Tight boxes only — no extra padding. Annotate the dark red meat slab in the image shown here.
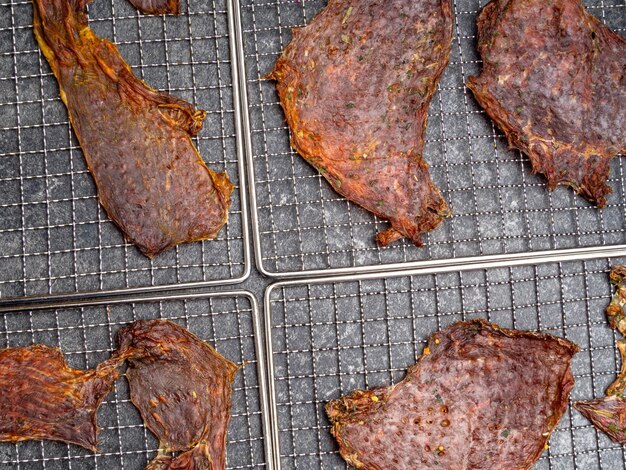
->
[326,319,579,469]
[269,0,452,246]
[115,320,239,470]
[33,0,233,258]
[0,345,122,451]
[467,0,626,206]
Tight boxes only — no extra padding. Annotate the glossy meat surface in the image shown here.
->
[269,0,452,246]
[115,320,239,469]
[0,345,122,451]
[127,0,179,15]
[467,0,626,206]
[33,0,233,258]
[326,320,579,469]
[575,396,626,444]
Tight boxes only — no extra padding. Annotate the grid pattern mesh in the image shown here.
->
[242,0,626,275]
[0,0,245,300]
[0,294,266,469]
[268,257,626,469]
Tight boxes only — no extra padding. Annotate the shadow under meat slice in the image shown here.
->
[326,319,579,469]
[114,320,239,470]
[0,345,123,451]
[575,396,626,445]
[268,0,452,246]
[127,0,179,15]
[467,0,626,206]
[32,0,233,258]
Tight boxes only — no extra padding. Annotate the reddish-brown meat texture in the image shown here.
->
[575,396,626,444]
[607,265,626,335]
[32,0,233,258]
[115,320,239,470]
[467,0,626,206]
[326,319,579,469]
[268,0,452,246]
[0,345,122,451]
[127,0,179,15]
[607,340,626,397]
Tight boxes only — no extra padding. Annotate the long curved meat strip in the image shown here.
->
[467,0,626,206]
[0,345,122,451]
[32,0,233,258]
[269,0,452,246]
[575,396,626,444]
[127,0,179,15]
[114,320,239,470]
[326,319,579,469]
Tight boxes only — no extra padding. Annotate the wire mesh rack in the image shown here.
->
[264,255,626,469]
[237,0,626,277]
[0,0,250,303]
[0,291,271,469]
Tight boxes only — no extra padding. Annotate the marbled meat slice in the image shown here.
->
[326,319,579,469]
[33,0,233,258]
[575,396,626,444]
[127,0,179,15]
[115,320,239,469]
[467,0,626,206]
[269,0,452,246]
[0,345,122,451]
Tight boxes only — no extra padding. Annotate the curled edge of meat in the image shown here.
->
[326,319,579,469]
[574,396,626,444]
[127,0,179,15]
[0,345,124,452]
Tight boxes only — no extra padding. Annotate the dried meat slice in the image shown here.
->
[269,0,452,246]
[0,345,122,451]
[127,0,179,15]
[467,0,626,206]
[606,265,626,335]
[606,340,626,397]
[326,320,579,469]
[574,396,626,444]
[114,320,239,470]
[32,0,233,258]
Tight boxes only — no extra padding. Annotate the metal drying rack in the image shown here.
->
[0,0,625,468]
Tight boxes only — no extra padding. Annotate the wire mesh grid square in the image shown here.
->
[266,257,626,469]
[0,293,266,469]
[0,0,246,300]
[241,0,626,275]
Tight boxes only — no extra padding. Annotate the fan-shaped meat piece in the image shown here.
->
[33,0,233,258]
[269,0,452,246]
[575,396,626,444]
[467,0,626,206]
[115,320,239,470]
[326,319,579,469]
[0,345,122,451]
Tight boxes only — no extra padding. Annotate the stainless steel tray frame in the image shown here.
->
[0,0,251,305]
[264,248,626,469]
[0,290,274,469]
[234,0,626,279]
